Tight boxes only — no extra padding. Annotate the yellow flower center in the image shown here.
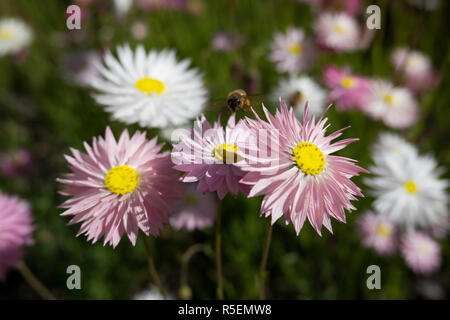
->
[377,224,391,237]
[0,28,12,40]
[340,76,355,88]
[135,78,165,95]
[404,180,418,194]
[213,143,241,164]
[334,25,346,34]
[293,142,326,175]
[184,194,198,204]
[418,244,430,255]
[104,165,139,195]
[383,93,394,105]
[288,43,302,55]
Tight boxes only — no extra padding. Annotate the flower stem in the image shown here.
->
[141,235,167,299]
[258,220,273,300]
[215,198,224,300]
[16,261,56,300]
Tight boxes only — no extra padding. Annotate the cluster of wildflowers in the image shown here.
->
[358,133,448,275]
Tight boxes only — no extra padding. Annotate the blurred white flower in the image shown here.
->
[0,17,32,57]
[365,147,448,230]
[269,27,315,74]
[271,76,326,117]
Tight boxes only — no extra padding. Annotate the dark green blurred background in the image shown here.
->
[0,0,449,299]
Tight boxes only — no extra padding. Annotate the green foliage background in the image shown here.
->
[0,0,449,299]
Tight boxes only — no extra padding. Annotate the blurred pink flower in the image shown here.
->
[172,114,252,199]
[0,148,32,176]
[0,193,34,280]
[356,211,397,256]
[391,47,438,93]
[57,127,182,248]
[211,31,244,52]
[299,0,361,16]
[401,232,441,275]
[323,65,371,110]
[269,27,316,74]
[63,50,101,87]
[241,100,368,235]
[170,184,217,231]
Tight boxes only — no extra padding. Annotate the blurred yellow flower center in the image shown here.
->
[404,180,417,194]
[340,76,355,88]
[214,143,241,163]
[334,25,346,34]
[383,93,394,105]
[184,194,198,204]
[104,165,139,195]
[377,224,391,237]
[135,78,165,95]
[293,142,326,175]
[418,244,430,255]
[289,43,302,55]
[0,28,12,40]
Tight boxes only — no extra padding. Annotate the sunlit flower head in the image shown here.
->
[365,149,448,230]
[57,127,182,248]
[0,193,34,280]
[391,47,437,93]
[0,17,32,57]
[272,76,326,117]
[356,211,397,256]
[269,27,315,74]
[170,183,217,231]
[314,12,360,52]
[363,80,418,129]
[172,114,252,199]
[90,44,207,128]
[323,65,371,110]
[401,232,441,275]
[241,100,369,235]
[113,0,134,16]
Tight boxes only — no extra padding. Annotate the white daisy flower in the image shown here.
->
[0,17,32,57]
[271,76,326,117]
[363,80,418,129]
[90,44,208,128]
[314,12,360,52]
[113,0,134,16]
[269,27,315,74]
[365,150,448,230]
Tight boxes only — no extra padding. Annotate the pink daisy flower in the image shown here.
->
[241,100,369,235]
[401,232,441,275]
[172,114,252,199]
[356,211,397,256]
[363,80,418,129]
[169,183,217,231]
[57,127,182,248]
[323,65,371,110]
[391,47,438,93]
[269,27,316,74]
[0,193,34,280]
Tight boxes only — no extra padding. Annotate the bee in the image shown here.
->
[288,90,303,108]
[226,89,252,112]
